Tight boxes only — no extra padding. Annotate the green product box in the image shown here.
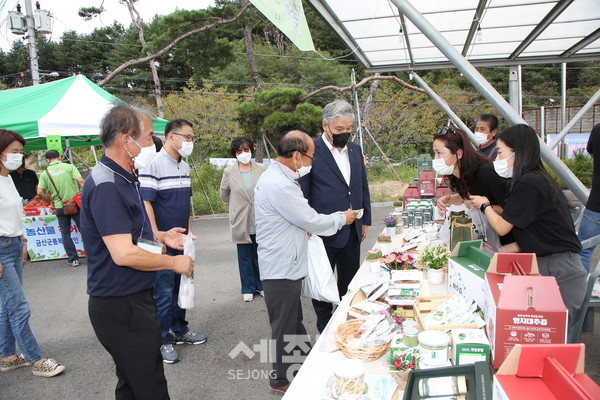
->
[402,361,492,400]
[451,329,491,365]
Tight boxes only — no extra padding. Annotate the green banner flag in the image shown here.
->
[46,135,63,155]
[249,0,315,51]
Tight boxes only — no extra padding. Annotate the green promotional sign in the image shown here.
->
[250,0,315,51]
[46,135,63,155]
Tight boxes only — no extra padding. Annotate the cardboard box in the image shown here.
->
[448,240,491,308]
[402,361,493,400]
[494,344,600,400]
[451,329,490,365]
[484,253,568,369]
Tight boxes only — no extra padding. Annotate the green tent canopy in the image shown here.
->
[0,75,168,151]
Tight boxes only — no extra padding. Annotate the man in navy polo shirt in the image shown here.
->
[140,118,207,364]
[81,105,193,400]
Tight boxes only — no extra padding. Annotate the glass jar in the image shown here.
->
[334,359,365,395]
[403,327,419,347]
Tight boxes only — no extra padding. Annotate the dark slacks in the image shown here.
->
[89,289,169,400]
[312,224,361,332]
[56,208,81,262]
[262,278,311,388]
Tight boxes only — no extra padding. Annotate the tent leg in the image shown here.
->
[411,72,476,144]
[392,0,589,204]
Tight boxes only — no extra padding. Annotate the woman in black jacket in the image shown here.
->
[471,124,587,328]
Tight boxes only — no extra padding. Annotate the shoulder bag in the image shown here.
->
[45,169,80,215]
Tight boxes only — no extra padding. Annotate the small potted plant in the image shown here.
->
[390,347,421,386]
[380,252,417,271]
[393,201,403,212]
[418,245,450,285]
[366,248,382,273]
[377,232,391,253]
[384,215,398,237]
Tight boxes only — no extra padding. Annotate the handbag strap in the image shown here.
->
[45,168,63,200]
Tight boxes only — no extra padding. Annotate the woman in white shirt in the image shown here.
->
[0,129,64,377]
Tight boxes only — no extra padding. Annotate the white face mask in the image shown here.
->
[173,136,194,157]
[493,153,515,178]
[1,153,23,171]
[297,164,312,178]
[236,151,252,165]
[474,132,489,146]
[432,155,455,176]
[295,154,312,178]
[131,138,158,170]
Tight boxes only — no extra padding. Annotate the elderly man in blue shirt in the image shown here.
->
[254,130,357,395]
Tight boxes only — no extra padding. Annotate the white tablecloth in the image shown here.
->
[283,231,447,399]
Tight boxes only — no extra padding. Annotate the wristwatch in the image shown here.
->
[480,202,491,213]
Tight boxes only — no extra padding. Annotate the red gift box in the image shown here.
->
[494,344,600,399]
[483,253,567,369]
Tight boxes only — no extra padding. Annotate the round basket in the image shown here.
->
[334,319,391,362]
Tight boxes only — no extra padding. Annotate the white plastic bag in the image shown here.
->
[301,235,340,304]
[178,234,195,309]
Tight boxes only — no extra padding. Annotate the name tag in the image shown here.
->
[137,238,163,255]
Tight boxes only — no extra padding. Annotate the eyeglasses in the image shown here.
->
[172,132,194,142]
[235,147,251,155]
[299,152,314,160]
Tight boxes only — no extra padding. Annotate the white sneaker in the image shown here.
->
[243,294,254,302]
[257,291,265,297]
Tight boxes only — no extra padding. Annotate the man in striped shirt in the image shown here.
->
[139,119,207,364]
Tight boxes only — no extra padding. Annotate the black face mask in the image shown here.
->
[332,132,350,148]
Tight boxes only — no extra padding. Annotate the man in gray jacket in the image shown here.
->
[254,130,356,394]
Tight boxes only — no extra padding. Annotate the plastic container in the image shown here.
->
[402,320,418,331]
[334,359,365,395]
[403,327,419,347]
[418,330,450,366]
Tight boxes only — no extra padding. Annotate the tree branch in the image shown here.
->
[98,2,252,87]
[299,75,425,102]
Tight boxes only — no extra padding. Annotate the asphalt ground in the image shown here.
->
[1,203,599,399]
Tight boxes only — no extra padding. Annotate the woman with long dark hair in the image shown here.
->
[471,124,587,327]
[433,125,509,248]
[0,129,65,377]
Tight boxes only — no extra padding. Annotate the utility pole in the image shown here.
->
[24,0,40,85]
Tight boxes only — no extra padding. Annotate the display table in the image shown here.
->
[23,215,86,261]
[283,232,446,399]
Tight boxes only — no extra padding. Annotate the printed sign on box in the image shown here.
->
[23,216,85,261]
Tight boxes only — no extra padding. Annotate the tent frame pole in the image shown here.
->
[392,0,589,204]
[410,72,476,144]
[549,87,600,149]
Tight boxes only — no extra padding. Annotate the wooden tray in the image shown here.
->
[414,294,479,331]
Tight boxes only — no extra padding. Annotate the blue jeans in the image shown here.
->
[0,236,43,363]
[578,208,600,272]
[56,208,81,263]
[236,235,263,294]
[153,249,188,345]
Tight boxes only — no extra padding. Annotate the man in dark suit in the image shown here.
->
[300,99,372,332]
